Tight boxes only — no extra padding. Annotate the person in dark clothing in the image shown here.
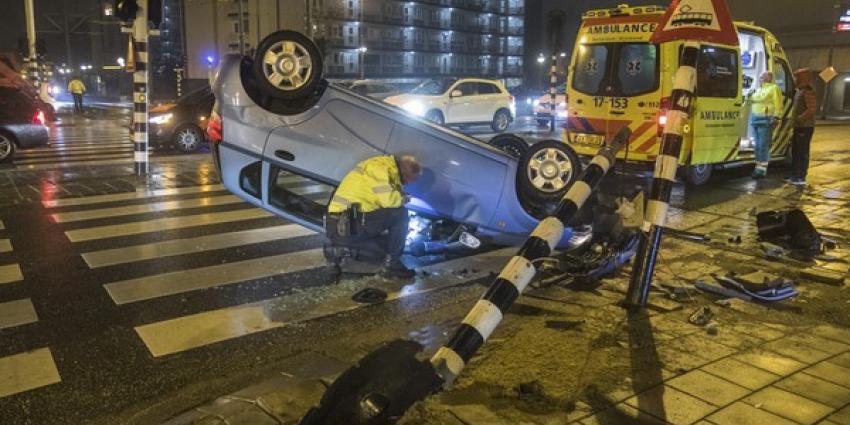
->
[789,68,818,186]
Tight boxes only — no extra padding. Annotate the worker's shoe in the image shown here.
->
[379,258,416,279]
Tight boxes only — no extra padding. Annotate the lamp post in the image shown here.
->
[359,46,368,80]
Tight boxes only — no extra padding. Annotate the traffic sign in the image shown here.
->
[820,66,838,83]
[651,0,739,46]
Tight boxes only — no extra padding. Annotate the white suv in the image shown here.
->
[384,78,516,133]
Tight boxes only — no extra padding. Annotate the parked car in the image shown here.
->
[384,77,516,133]
[347,80,400,101]
[148,86,215,152]
[532,83,568,126]
[0,86,49,163]
[208,30,584,248]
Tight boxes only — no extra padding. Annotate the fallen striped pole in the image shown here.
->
[430,126,630,387]
[624,42,700,308]
[132,0,150,175]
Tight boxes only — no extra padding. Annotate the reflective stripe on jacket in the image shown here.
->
[68,80,86,94]
[749,82,783,118]
[328,155,403,213]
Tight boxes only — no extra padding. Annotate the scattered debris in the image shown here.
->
[712,273,798,302]
[705,321,719,335]
[516,380,546,401]
[665,228,711,242]
[756,209,822,259]
[351,288,388,304]
[688,306,714,326]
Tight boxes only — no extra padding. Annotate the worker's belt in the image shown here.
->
[325,203,364,237]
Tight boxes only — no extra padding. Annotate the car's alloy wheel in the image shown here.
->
[425,110,444,125]
[252,30,323,100]
[516,140,582,218]
[492,110,510,133]
[527,147,575,192]
[175,126,202,152]
[0,133,14,163]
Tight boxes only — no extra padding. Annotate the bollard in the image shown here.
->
[549,53,558,132]
[624,42,700,308]
[132,0,150,175]
[430,126,630,387]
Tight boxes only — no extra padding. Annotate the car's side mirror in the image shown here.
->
[450,90,463,98]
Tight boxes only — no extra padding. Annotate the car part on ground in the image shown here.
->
[756,209,822,258]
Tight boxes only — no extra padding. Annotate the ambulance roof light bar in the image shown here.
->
[582,4,666,18]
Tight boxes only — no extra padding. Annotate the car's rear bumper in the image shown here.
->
[2,124,48,148]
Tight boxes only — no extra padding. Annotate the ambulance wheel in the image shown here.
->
[517,140,582,218]
[253,31,323,100]
[489,133,528,159]
[685,164,713,186]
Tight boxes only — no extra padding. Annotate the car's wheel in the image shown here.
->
[489,133,528,159]
[0,132,16,163]
[685,163,713,186]
[491,109,511,133]
[517,140,582,218]
[536,119,550,127]
[252,30,323,100]
[174,124,204,153]
[425,110,444,125]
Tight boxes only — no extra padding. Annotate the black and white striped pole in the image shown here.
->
[624,42,700,308]
[549,53,558,132]
[132,0,150,175]
[431,127,630,387]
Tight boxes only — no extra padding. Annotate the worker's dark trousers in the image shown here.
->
[329,207,409,261]
[790,127,814,181]
[72,93,84,113]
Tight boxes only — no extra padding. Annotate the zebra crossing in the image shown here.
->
[0,219,62,399]
[38,178,512,362]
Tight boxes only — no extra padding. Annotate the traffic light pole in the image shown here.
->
[132,0,149,175]
[24,0,39,87]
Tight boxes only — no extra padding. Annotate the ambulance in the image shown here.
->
[564,4,796,185]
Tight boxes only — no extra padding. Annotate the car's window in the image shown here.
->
[410,78,456,95]
[268,167,336,226]
[694,46,739,98]
[573,44,609,95]
[617,44,658,96]
[352,85,368,95]
[454,82,478,96]
[477,83,500,94]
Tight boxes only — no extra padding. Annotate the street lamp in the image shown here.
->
[359,46,368,80]
[537,55,545,64]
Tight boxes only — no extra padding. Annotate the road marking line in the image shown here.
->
[134,248,514,357]
[50,194,242,223]
[19,155,205,170]
[43,185,224,208]
[0,348,61,398]
[15,154,133,165]
[15,149,134,159]
[65,208,272,242]
[21,144,132,153]
[0,264,23,285]
[105,248,325,305]
[0,239,10,253]
[0,299,38,330]
[83,224,315,268]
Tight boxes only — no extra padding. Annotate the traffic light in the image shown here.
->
[114,0,139,22]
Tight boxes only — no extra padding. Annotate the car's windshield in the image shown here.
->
[410,78,457,95]
[572,43,659,97]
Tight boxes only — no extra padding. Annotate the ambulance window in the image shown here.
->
[774,60,794,98]
[617,44,658,96]
[695,47,738,98]
[573,44,608,95]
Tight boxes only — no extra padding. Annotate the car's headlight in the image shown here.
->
[533,99,540,107]
[525,97,532,105]
[402,101,426,116]
[150,113,173,125]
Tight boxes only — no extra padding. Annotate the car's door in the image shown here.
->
[475,82,503,122]
[445,82,478,123]
[690,45,743,165]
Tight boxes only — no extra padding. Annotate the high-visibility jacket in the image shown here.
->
[68,79,86,94]
[328,155,404,213]
[749,82,783,118]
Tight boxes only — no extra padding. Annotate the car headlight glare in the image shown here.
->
[150,113,173,125]
[402,101,426,117]
[533,99,540,106]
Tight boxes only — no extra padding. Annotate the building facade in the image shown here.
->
[183,0,525,87]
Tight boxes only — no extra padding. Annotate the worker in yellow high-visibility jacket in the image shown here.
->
[327,155,422,278]
[68,77,87,114]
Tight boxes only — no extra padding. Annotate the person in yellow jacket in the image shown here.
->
[327,154,422,278]
[68,77,87,114]
[748,71,784,179]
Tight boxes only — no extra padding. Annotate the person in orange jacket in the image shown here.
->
[788,68,818,186]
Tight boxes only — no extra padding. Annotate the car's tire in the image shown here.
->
[0,131,16,163]
[537,119,550,127]
[425,110,444,125]
[517,140,582,218]
[252,30,323,100]
[491,109,511,133]
[489,133,528,159]
[173,124,204,153]
[685,163,713,186]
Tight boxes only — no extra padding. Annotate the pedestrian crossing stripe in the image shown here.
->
[104,248,325,305]
[0,299,38,330]
[50,194,243,223]
[15,153,136,165]
[64,208,272,242]
[43,184,224,208]
[0,239,11,253]
[17,153,207,171]
[19,145,133,154]
[82,224,315,268]
[134,247,515,357]
[0,264,23,285]
[0,348,61,398]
